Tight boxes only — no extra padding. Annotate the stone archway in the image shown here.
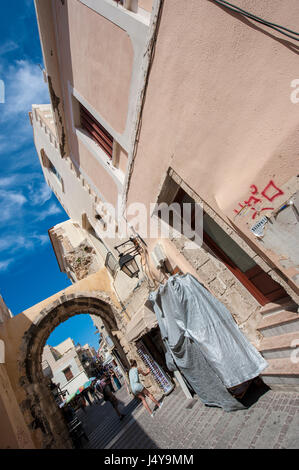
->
[17,291,129,449]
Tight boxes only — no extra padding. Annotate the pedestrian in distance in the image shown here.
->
[128,359,162,418]
[103,371,115,393]
[90,379,102,403]
[115,365,123,379]
[81,388,93,406]
[96,376,125,421]
[77,395,87,413]
[110,369,122,390]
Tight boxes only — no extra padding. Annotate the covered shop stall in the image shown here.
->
[149,273,268,412]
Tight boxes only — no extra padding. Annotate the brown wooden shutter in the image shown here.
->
[63,367,73,381]
[80,104,113,159]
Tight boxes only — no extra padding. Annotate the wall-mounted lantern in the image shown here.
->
[114,236,143,279]
[119,252,139,278]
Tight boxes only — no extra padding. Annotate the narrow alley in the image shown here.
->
[75,380,299,449]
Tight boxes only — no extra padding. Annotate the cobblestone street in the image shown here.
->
[76,382,299,450]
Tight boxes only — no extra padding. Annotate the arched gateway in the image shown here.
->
[4,271,131,449]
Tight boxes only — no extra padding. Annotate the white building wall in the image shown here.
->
[51,356,88,395]
[54,337,75,355]
[32,104,143,311]
[32,104,96,229]
[42,345,59,369]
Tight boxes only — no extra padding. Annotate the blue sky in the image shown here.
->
[0,0,99,351]
[47,315,101,352]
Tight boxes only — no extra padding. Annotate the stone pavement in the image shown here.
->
[77,381,299,449]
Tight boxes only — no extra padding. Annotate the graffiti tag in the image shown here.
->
[234,180,284,220]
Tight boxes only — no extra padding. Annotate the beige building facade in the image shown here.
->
[0,270,143,449]
[42,338,90,396]
[1,0,299,449]
[32,0,299,387]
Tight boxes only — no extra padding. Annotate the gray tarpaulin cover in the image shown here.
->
[149,273,268,412]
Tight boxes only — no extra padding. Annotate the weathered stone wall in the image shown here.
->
[166,168,299,345]
[172,235,261,345]
[0,362,35,449]
[65,241,99,281]
[1,270,138,449]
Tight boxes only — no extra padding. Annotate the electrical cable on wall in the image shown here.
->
[127,228,166,290]
[210,0,299,41]
[140,249,160,290]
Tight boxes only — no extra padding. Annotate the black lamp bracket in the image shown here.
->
[114,236,143,257]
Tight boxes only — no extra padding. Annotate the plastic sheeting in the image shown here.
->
[149,273,268,412]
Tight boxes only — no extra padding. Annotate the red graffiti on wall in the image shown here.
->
[261,180,284,202]
[234,180,284,219]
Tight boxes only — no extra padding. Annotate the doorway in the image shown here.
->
[173,187,287,306]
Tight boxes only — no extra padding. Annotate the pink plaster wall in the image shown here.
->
[51,0,134,205]
[138,0,153,12]
[77,140,119,207]
[118,146,128,173]
[126,0,299,284]
[54,0,133,135]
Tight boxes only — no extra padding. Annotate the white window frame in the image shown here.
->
[68,85,125,191]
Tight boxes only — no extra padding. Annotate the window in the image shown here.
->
[48,160,63,185]
[80,104,113,159]
[63,367,73,381]
[40,149,63,187]
[70,94,127,183]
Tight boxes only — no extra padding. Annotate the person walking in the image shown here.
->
[128,360,162,418]
[110,369,122,390]
[96,376,125,421]
[115,365,123,379]
[89,380,102,403]
[81,388,93,406]
[103,371,115,393]
[77,395,87,413]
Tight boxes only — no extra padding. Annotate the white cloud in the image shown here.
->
[0,235,33,253]
[36,203,62,221]
[0,236,15,251]
[0,175,18,187]
[0,41,19,56]
[0,233,50,255]
[2,60,49,119]
[0,259,14,272]
[0,59,63,276]
[0,172,42,188]
[0,189,27,224]
[4,148,39,172]
[6,192,26,205]
[0,60,50,157]
[33,234,50,246]
[28,181,52,206]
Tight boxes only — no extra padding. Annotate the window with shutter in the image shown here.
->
[80,104,113,159]
[63,367,73,381]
